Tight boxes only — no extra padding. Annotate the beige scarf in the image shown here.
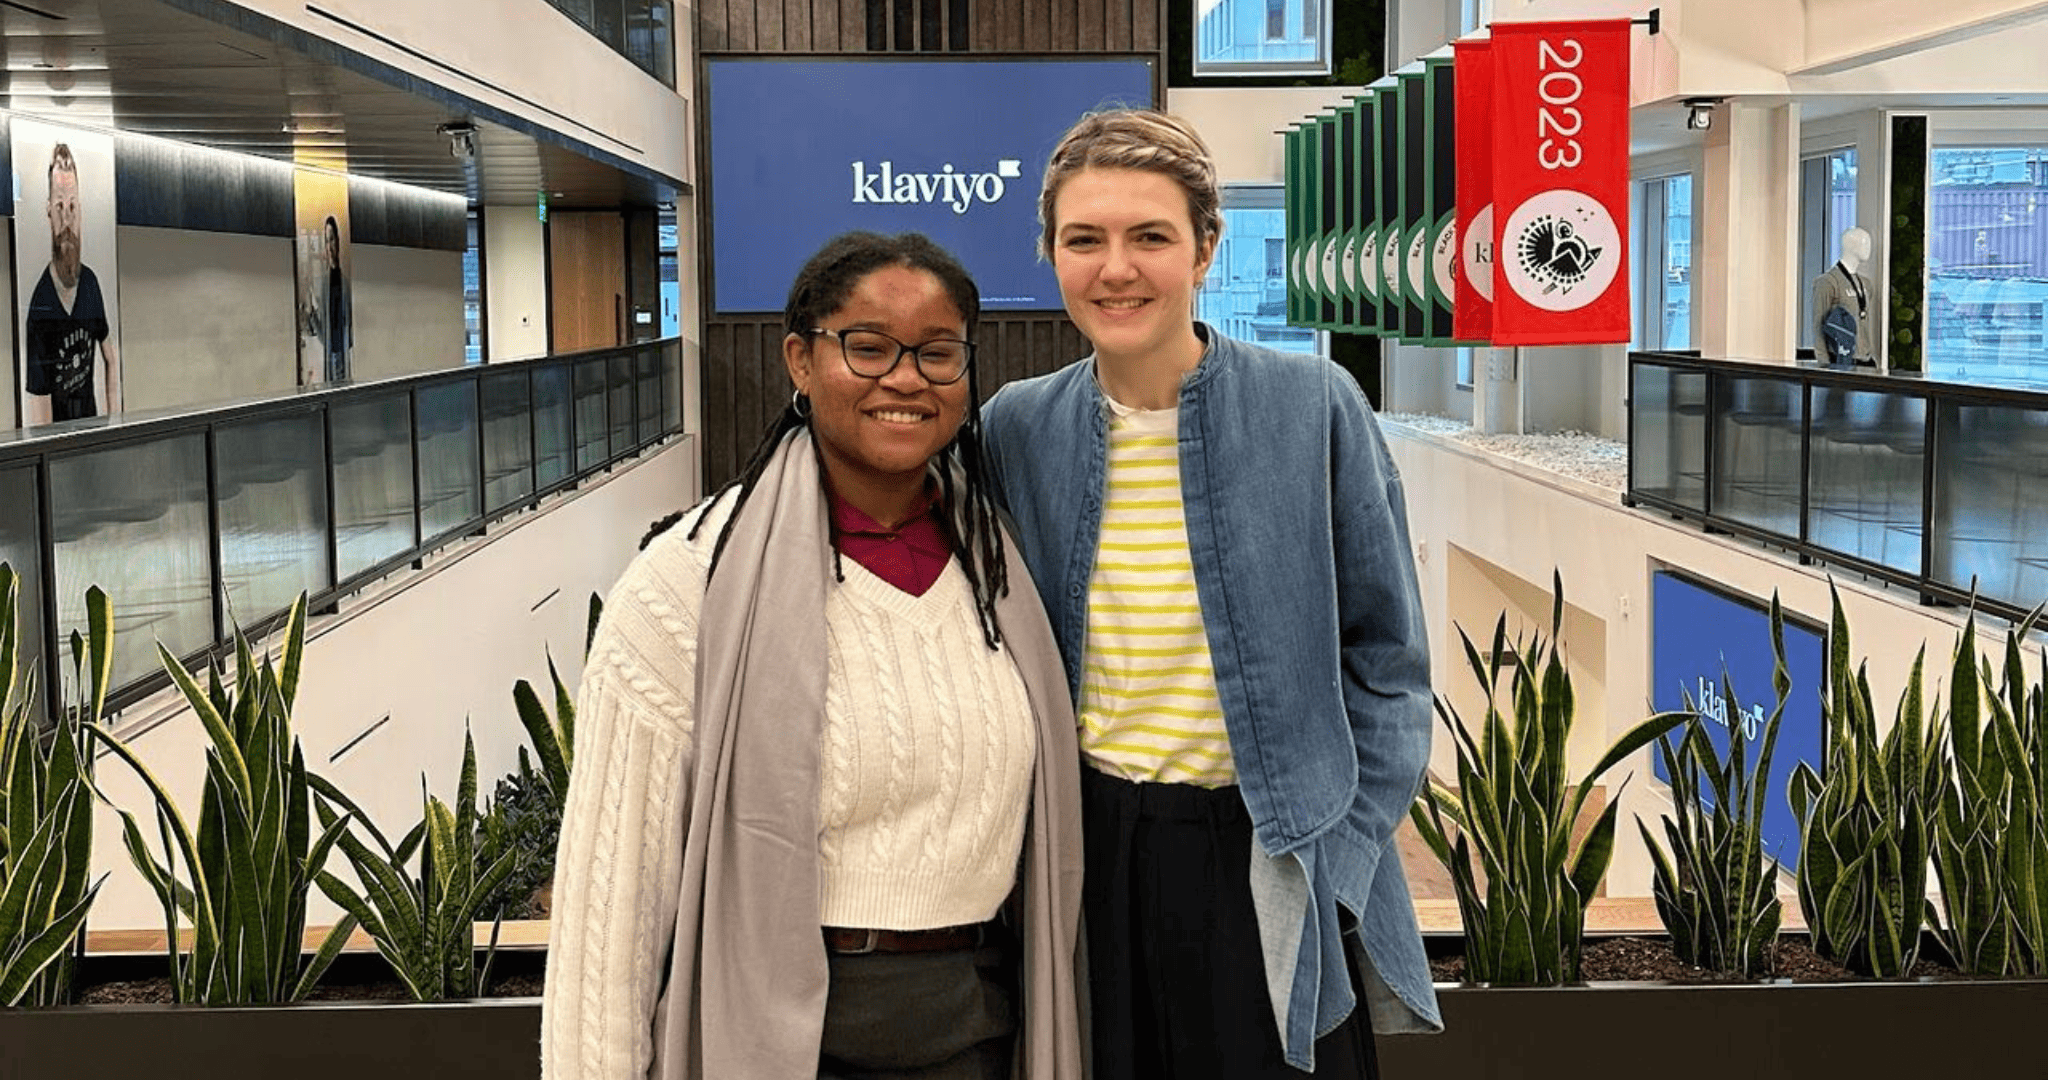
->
[650,430,1086,1080]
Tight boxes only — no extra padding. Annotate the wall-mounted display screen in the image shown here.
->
[1650,570,1826,870]
[707,58,1154,313]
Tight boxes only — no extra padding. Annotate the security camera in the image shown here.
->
[438,121,478,160]
[1683,98,1721,132]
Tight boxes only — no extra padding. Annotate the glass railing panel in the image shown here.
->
[49,434,211,690]
[1629,362,1708,511]
[609,353,635,459]
[0,464,47,718]
[417,381,482,543]
[331,393,417,582]
[535,363,574,489]
[665,342,684,435]
[1931,401,2048,611]
[1806,388,1925,575]
[482,369,535,515]
[636,349,662,447]
[1710,373,1806,538]
[574,359,608,472]
[215,412,330,633]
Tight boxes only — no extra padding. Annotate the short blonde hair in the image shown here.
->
[1037,108,1222,261]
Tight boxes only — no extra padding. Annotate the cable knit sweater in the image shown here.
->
[543,495,1040,1079]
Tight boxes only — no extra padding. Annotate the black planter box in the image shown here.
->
[0,949,544,1079]
[1380,977,2048,1078]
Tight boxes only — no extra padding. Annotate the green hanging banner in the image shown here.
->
[1423,54,1459,346]
[1284,123,1302,327]
[1399,66,1430,343]
[1333,104,1358,329]
[1374,77,1402,340]
[1348,94,1380,335]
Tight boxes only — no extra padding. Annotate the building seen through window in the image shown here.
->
[1926,146,2048,382]
[1196,0,1330,75]
[1196,186,1323,357]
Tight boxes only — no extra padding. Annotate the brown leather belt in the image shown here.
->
[822,922,987,955]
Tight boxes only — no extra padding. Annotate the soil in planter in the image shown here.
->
[1427,934,1968,985]
[74,949,548,1005]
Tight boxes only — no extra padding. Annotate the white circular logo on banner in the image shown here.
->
[1463,204,1496,302]
[1382,233,1402,299]
[1432,219,1458,307]
[1501,190,1620,312]
[1339,235,1358,293]
[1287,243,1299,291]
[1406,229,1428,303]
[1321,238,1340,300]
[1359,229,1380,301]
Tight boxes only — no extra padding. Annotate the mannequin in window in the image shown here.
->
[1811,226,1876,366]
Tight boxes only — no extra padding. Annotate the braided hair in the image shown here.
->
[644,231,1011,649]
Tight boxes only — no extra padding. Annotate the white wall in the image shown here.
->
[87,435,701,930]
[1167,87,1361,184]
[116,226,297,413]
[226,0,689,187]
[1387,425,2017,895]
[485,207,550,362]
[348,244,466,382]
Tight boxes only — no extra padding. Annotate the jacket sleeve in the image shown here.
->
[1327,371,1433,854]
[541,552,702,1080]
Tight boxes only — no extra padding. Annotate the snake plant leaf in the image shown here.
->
[0,872,103,1006]
[157,644,253,800]
[291,912,361,1003]
[1567,792,1624,909]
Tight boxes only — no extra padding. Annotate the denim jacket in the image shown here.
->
[982,325,1442,1068]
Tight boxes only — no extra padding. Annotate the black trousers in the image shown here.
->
[817,942,1017,1080]
[1082,768,1381,1080]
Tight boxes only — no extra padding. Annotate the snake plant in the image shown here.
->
[508,592,599,815]
[0,567,108,1006]
[1789,584,1946,978]
[1931,605,2048,976]
[1635,593,1790,978]
[311,727,518,1000]
[1411,572,1690,984]
[87,594,358,1003]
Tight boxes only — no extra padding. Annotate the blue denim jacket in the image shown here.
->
[982,326,1442,1068]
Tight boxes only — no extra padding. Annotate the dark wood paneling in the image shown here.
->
[813,0,838,51]
[1078,0,1103,51]
[1105,0,1131,51]
[759,0,784,51]
[1133,0,1158,59]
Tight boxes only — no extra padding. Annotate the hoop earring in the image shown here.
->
[791,390,812,420]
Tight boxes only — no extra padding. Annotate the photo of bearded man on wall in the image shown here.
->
[22,140,119,426]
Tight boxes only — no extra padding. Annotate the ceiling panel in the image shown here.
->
[0,0,672,209]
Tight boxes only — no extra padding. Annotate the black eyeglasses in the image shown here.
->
[807,327,976,385]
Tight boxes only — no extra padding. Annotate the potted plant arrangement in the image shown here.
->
[0,576,553,1079]
[1385,581,2048,1079]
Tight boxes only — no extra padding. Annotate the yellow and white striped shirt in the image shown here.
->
[1078,401,1237,788]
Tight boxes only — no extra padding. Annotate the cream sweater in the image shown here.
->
[543,498,1038,1079]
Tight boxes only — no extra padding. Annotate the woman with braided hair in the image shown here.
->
[543,231,1085,1080]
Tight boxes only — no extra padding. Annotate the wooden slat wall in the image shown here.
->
[695,0,1165,488]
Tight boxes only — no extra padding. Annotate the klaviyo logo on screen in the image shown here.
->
[851,159,1024,214]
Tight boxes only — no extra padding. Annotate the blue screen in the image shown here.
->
[707,59,1155,313]
[1650,571,1826,870]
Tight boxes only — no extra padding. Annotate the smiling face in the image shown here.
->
[785,263,971,519]
[1050,166,1214,370]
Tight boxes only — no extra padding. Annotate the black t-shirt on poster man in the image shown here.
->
[25,264,110,422]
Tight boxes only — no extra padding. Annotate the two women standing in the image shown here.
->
[543,108,1439,1080]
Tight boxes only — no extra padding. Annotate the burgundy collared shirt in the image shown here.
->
[829,488,952,596]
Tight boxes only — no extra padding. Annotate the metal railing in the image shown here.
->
[1627,350,2048,625]
[0,338,684,720]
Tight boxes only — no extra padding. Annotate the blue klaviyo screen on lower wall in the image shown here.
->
[707,58,1155,313]
[1650,570,1827,871]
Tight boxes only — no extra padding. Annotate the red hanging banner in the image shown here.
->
[1453,38,1495,343]
[1489,19,1631,345]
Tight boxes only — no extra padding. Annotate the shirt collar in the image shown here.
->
[831,483,942,536]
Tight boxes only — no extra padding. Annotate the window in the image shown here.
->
[1195,0,1331,77]
[464,209,483,364]
[1635,173,1693,351]
[1926,145,2048,382]
[544,0,675,87]
[1197,185,1325,357]
[1798,147,1859,349]
[659,207,681,339]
